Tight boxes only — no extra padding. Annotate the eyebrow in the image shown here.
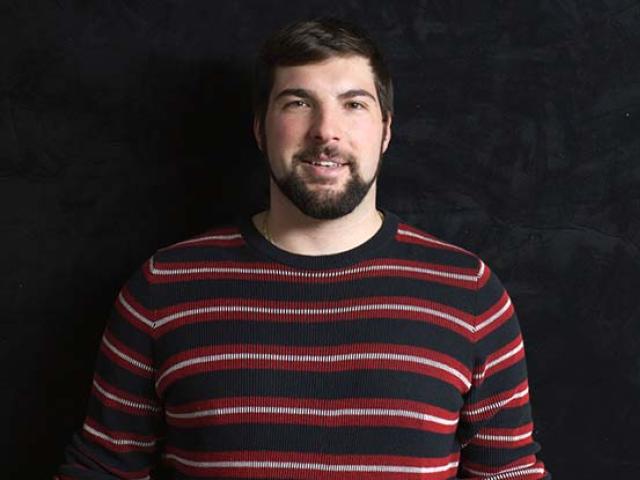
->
[273,88,377,104]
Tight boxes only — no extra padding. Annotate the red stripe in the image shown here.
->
[161,237,246,251]
[165,447,460,466]
[397,224,441,241]
[164,448,460,480]
[396,224,473,256]
[165,396,459,433]
[154,295,476,339]
[157,227,245,252]
[475,334,526,382]
[474,291,515,339]
[161,343,471,379]
[157,343,472,395]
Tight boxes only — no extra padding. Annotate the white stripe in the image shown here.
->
[156,352,470,389]
[150,261,477,282]
[92,378,160,412]
[162,233,243,249]
[118,293,154,329]
[397,228,470,254]
[476,296,512,332]
[164,454,459,473]
[102,336,155,374]
[463,460,536,477]
[166,405,459,426]
[473,341,524,381]
[463,386,529,417]
[154,302,474,331]
[83,423,156,448]
[476,430,532,442]
[470,467,546,480]
[476,259,486,280]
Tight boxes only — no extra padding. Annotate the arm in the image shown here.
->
[56,259,164,479]
[457,260,550,479]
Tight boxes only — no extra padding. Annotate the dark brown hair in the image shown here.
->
[253,17,394,127]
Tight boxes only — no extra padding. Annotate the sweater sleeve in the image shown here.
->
[457,260,550,479]
[56,259,164,480]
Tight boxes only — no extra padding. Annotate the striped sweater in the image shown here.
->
[57,209,550,479]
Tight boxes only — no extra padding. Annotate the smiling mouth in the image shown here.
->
[302,160,347,168]
[300,153,350,168]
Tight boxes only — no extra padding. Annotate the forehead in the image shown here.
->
[270,55,377,98]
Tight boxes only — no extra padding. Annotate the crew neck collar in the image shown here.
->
[236,208,399,269]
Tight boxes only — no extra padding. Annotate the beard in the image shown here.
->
[264,140,385,220]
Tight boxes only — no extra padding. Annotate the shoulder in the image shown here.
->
[392,216,488,283]
[160,224,244,251]
[149,223,246,267]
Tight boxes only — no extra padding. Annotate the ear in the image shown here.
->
[381,113,392,153]
[253,115,263,151]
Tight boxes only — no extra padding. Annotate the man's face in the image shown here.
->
[254,55,392,219]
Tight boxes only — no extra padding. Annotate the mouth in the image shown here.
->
[300,154,350,169]
[302,160,346,169]
[299,155,350,178]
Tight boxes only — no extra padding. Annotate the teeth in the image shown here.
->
[312,161,340,167]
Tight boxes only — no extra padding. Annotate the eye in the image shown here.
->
[285,100,310,109]
[346,101,366,110]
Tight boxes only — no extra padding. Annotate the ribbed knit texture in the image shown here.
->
[57,209,550,479]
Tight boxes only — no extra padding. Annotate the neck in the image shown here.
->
[252,188,384,256]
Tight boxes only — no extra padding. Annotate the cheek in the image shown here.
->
[266,117,306,152]
[353,122,384,151]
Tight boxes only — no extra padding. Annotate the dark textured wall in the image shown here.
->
[2,1,639,478]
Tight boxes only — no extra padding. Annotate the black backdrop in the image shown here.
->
[2,1,640,478]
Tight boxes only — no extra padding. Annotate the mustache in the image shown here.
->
[294,145,354,164]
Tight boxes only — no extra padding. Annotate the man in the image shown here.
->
[58,18,550,479]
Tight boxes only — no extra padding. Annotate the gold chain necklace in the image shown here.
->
[261,210,384,245]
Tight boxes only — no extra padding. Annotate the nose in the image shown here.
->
[308,105,342,144]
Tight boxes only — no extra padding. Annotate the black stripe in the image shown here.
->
[149,275,476,310]
[169,423,457,457]
[164,370,463,410]
[156,318,473,365]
